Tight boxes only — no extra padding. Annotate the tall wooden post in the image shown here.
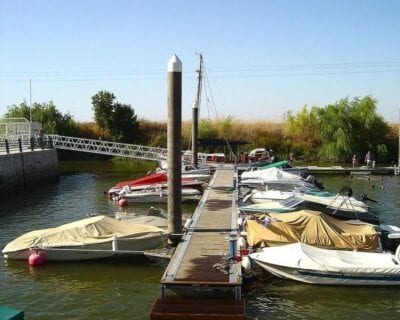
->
[167,54,182,245]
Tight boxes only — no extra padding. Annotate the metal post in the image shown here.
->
[398,106,400,167]
[29,78,32,137]
[192,102,199,167]
[191,53,202,167]
[18,138,22,153]
[5,139,9,154]
[167,54,182,245]
[30,137,34,151]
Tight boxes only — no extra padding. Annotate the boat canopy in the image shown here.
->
[2,216,166,253]
[258,160,289,169]
[241,167,302,181]
[246,210,379,251]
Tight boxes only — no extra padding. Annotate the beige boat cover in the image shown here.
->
[3,215,166,253]
[246,210,379,251]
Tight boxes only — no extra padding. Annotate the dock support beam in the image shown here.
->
[167,54,182,245]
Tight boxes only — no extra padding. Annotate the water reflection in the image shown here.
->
[246,271,400,320]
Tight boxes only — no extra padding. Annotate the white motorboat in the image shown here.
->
[296,192,369,212]
[2,215,169,261]
[107,172,204,197]
[115,207,192,230]
[249,189,305,203]
[242,190,379,225]
[115,185,202,203]
[240,167,319,190]
[240,197,303,213]
[250,242,400,286]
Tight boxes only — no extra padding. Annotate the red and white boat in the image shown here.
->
[107,172,204,198]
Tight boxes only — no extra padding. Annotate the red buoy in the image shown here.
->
[28,252,47,266]
[118,198,128,207]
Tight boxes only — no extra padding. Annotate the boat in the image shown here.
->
[250,242,400,285]
[2,215,169,261]
[241,189,379,224]
[107,172,204,197]
[240,167,322,190]
[159,159,214,177]
[115,207,191,229]
[240,197,304,213]
[244,210,380,251]
[247,148,275,166]
[248,189,328,203]
[257,160,306,175]
[115,185,202,203]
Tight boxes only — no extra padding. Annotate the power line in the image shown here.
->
[0,61,399,82]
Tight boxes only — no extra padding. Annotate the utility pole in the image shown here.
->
[167,54,182,245]
[191,53,203,167]
[29,78,32,136]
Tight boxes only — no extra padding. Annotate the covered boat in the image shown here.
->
[245,210,380,251]
[241,193,379,225]
[240,167,320,190]
[250,242,400,285]
[2,215,169,261]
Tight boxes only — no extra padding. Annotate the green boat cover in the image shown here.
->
[258,160,289,169]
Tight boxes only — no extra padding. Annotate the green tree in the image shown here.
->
[3,100,79,136]
[91,91,139,143]
[284,106,322,161]
[317,96,389,162]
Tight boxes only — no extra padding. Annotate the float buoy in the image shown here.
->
[118,198,128,207]
[28,252,46,266]
[241,256,252,273]
[237,236,247,250]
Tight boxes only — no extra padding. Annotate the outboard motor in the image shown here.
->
[305,175,316,184]
[360,193,378,204]
[305,175,325,190]
[339,186,353,197]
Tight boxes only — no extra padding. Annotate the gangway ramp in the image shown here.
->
[151,167,245,320]
[47,135,167,161]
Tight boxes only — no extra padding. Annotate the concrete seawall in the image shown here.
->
[0,149,59,194]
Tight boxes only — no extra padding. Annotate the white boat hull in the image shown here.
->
[254,260,400,286]
[118,188,201,203]
[251,243,400,286]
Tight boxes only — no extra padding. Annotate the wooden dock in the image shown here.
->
[150,167,245,320]
[305,165,396,175]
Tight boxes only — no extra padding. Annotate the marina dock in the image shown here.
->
[150,167,245,320]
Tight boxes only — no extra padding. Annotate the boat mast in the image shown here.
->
[192,53,203,167]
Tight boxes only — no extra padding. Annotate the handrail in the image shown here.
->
[47,134,167,161]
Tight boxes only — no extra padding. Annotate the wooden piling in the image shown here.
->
[167,54,183,245]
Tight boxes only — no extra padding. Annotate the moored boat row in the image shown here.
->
[237,162,400,286]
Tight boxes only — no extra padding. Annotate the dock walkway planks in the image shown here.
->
[150,167,245,320]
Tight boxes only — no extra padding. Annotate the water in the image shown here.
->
[1,161,400,319]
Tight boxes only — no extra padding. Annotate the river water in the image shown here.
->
[1,161,400,320]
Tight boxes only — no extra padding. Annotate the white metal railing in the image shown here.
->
[47,135,167,161]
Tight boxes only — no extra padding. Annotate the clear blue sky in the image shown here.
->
[1,0,400,122]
